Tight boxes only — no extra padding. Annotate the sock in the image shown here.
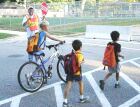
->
[80,95,84,99]
[64,99,67,103]
[116,81,119,84]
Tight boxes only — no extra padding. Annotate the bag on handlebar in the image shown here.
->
[64,50,79,75]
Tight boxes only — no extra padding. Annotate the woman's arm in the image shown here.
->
[22,16,30,27]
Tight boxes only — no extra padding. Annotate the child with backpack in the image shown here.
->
[100,31,124,90]
[63,40,89,107]
[37,21,64,51]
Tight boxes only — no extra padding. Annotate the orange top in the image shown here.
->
[74,51,84,76]
[26,15,39,31]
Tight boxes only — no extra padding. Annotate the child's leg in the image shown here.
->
[78,81,84,97]
[63,81,72,103]
[104,73,112,81]
[78,80,89,102]
[116,63,120,84]
[116,73,119,81]
[115,72,120,88]
[115,63,121,88]
[28,53,33,61]
[99,73,112,90]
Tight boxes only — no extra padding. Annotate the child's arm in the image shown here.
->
[77,55,84,67]
[46,32,64,42]
[118,52,124,59]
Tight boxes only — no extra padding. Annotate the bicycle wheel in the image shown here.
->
[18,61,44,92]
[57,58,67,83]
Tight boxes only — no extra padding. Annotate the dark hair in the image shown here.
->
[72,40,82,51]
[110,31,120,41]
[28,7,34,10]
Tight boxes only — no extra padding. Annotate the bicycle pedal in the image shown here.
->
[47,72,52,79]
[47,76,51,79]
[43,78,47,84]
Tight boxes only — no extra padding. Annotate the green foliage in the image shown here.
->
[0,33,15,39]
[31,0,72,3]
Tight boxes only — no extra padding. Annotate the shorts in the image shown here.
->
[66,74,82,82]
[108,63,121,74]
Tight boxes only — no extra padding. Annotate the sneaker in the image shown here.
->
[115,83,120,88]
[80,96,89,103]
[99,80,105,90]
[63,102,72,107]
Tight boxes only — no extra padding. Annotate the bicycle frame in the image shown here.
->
[37,48,60,77]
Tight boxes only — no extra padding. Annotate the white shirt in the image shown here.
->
[22,15,41,38]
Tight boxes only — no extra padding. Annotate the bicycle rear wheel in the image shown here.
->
[57,58,67,83]
[18,61,44,92]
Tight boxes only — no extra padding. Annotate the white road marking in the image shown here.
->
[118,94,140,107]
[120,72,140,93]
[86,74,112,107]
[0,68,101,106]
[121,57,140,64]
[82,43,140,51]
[0,57,140,106]
[10,97,21,107]
[67,41,140,51]
[54,84,64,107]
[0,82,62,106]
[129,60,140,68]
[83,67,103,75]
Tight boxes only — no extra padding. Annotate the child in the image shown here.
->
[37,21,64,51]
[99,31,124,90]
[63,40,89,107]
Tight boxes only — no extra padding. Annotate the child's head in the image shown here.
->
[40,21,49,31]
[110,31,120,42]
[72,40,82,51]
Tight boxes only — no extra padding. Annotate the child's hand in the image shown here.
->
[60,40,65,44]
[121,56,124,59]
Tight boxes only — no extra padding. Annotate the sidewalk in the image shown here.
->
[0,30,26,43]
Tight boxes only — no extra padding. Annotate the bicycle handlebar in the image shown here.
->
[46,41,65,50]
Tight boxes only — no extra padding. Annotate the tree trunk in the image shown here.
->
[81,0,87,16]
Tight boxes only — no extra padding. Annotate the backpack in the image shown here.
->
[64,51,80,75]
[102,43,116,68]
[26,33,39,53]
[37,31,46,51]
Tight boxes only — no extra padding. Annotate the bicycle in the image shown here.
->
[18,42,66,92]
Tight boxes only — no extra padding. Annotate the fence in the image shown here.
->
[0,1,140,37]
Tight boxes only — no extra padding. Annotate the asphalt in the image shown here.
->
[0,35,140,107]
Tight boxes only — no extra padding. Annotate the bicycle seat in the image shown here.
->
[33,51,45,57]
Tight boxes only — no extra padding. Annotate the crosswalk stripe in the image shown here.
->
[85,74,112,107]
[120,72,140,93]
[0,57,140,106]
[129,60,140,68]
[0,81,63,106]
[118,94,140,107]
[54,84,64,107]
[10,97,21,107]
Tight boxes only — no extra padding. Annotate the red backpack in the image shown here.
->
[64,51,79,75]
[103,43,116,68]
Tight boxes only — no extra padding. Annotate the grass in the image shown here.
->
[49,18,140,36]
[0,33,15,39]
[0,17,140,36]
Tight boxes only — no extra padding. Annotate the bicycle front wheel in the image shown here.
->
[18,61,44,92]
[57,58,67,83]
